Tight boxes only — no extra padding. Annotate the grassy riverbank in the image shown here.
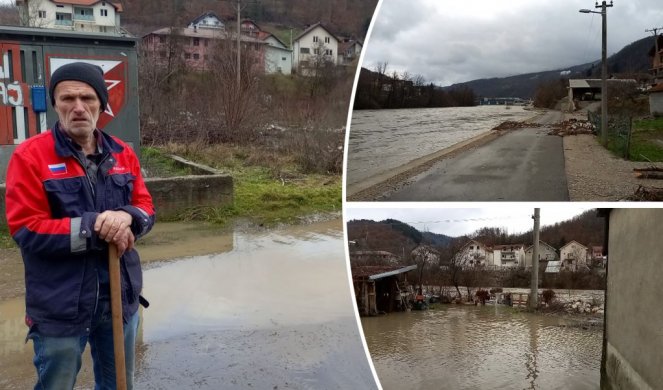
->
[142,143,342,226]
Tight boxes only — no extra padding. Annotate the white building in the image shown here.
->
[492,244,526,268]
[261,33,292,75]
[188,11,225,31]
[559,240,589,271]
[17,0,123,34]
[293,22,338,73]
[457,240,493,267]
[524,240,558,269]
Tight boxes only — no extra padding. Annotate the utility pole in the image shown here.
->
[646,26,663,57]
[530,208,540,310]
[236,0,241,90]
[598,1,613,145]
[580,2,613,144]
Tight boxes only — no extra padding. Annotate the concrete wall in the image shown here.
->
[0,174,233,227]
[649,92,663,117]
[602,208,662,390]
[145,175,233,220]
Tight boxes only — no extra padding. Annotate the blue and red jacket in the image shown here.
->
[5,122,155,337]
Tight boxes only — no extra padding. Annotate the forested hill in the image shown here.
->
[443,35,656,99]
[120,0,377,38]
[348,210,606,256]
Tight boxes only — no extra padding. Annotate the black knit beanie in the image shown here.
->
[49,62,108,110]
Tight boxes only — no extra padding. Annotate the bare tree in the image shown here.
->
[410,244,440,293]
[17,0,50,28]
[0,3,20,25]
[208,37,263,142]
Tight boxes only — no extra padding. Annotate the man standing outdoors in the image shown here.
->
[5,62,155,389]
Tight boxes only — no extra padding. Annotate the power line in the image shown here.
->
[350,215,532,226]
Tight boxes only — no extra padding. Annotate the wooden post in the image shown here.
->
[109,244,127,390]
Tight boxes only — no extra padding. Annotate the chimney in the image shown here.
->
[194,25,197,33]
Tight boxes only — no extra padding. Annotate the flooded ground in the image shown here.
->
[0,220,377,389]
[363,305,602,390]
[347,105,535,188]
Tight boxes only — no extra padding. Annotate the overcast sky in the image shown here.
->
[363,0,663,86]
[345,206,597,237]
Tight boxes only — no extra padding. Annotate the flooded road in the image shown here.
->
[0,220,377,389]
[347,106,535,190]
[363,305,602,390]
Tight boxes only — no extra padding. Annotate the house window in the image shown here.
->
[184,53,191,59]
[55,12,72,25]
[313,36,319,43]
[99,26,107,32]
[313,48,320,55]
[38,10,46,18]
[325,49,332,55]
[300,48,310,54]
[193,53,200,60]
[193,38,200,46]
[282,57,286,61]
[204,39,208,47]
[324,36,330,44]
[102,1,106,5]
[74,7,94,21]
[56,5,64,7]
[100,9,108,17]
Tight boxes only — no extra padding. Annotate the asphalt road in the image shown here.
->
[384,111,569,201]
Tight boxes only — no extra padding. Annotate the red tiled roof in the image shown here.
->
[52,0,122,12]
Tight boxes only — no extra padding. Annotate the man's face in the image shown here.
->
[53,80,101,139]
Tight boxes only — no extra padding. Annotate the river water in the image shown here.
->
[0,220,377,389]
[363,305,602,390]
[346,106,535,189]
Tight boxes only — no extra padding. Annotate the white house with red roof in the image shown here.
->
[293,22,339,73]
[16,0,123,34]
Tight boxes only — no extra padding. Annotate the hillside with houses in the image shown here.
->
[348,210,607,295]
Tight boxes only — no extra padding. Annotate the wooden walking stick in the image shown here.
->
[109,244,128,390]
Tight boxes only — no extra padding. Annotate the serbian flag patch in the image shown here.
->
[48,163,67,175]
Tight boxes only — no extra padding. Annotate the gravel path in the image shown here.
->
[562,112,662,201]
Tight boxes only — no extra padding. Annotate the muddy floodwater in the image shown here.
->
[0,220,377,389]
[363,305,602,390]
[347,105,535,188]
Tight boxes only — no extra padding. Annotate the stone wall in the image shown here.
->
[0,174,233,227]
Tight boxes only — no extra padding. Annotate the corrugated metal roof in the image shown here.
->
[545,261,561,273]
[352,265,417,280]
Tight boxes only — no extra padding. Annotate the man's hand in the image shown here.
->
[94,210,134,255]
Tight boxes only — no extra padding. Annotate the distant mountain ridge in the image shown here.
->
[444,35,655,99]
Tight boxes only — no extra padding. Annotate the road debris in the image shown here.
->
[548,118,595,136]
[491,121,542,131]
[627,185,663,201]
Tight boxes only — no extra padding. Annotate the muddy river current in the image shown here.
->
[362,305,602,390]
[0,220,377,389]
